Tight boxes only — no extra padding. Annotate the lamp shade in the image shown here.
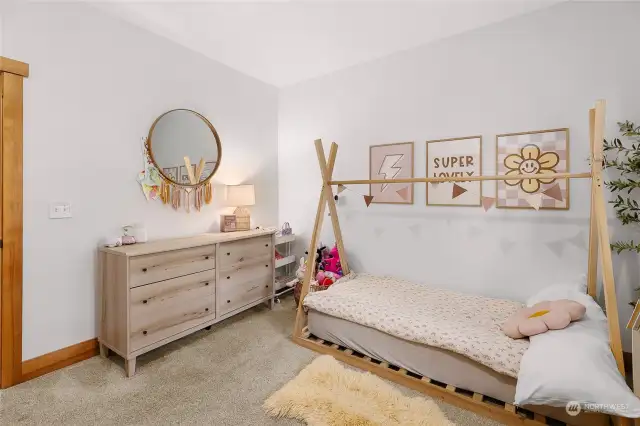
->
[226,184,255,206]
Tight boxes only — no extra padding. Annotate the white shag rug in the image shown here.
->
[264,355,455,426]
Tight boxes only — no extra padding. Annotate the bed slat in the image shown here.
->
[505,404,516,413]
[446,384,456,393]
[473,393,484,402]
[421,376,432,384]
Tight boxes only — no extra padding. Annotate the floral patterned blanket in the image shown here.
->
[304,273,529,378]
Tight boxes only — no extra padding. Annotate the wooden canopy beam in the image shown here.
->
[590,100,625,376]
[293,140,338,338]
[330,171,590,186]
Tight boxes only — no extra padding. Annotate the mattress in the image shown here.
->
[308,309,517,402]
[303,273,528,377]
[308,309,606,426]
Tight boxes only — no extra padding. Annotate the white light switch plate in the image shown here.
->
[49,202,72,219]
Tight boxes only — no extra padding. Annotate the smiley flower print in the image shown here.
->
[503,144,559,193]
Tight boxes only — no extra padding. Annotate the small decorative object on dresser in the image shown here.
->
[226,184,255,231]
[220,214,237,232]
[98,229,276,377]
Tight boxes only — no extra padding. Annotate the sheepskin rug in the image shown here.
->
[264,355,455,426]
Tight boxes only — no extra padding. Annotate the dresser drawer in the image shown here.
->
[219,236,272,271]
[130,245,215,288]
[217,263,272,316]
[130,277,215,352]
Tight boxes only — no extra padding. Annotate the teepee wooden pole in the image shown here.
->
[293,140,337,338]
[315,141,350,275]
[587,108,599,298]
[591,100,625,376]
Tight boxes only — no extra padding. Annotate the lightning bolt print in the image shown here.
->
[378,154,404,192]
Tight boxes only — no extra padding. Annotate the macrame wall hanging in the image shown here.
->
[140,108,222,213]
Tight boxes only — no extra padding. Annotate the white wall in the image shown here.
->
[4,2,278,360]
[278,2,640,350]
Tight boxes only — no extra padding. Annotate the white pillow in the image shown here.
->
[515,283,640,417]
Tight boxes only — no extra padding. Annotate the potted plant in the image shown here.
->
[603,121,640,307]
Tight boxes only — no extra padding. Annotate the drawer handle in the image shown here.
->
[265,243,269,247]
[142,268,148,273]
[227,276,230,279]
[265,264,269,268]
[227,300,231,303]
[143,330,147,335]
[265,284,269,288]
[205,308,209,312]
[204,282,209,286]
[143,300,148,304]
[205,256,210,260]
[226,252,230,256]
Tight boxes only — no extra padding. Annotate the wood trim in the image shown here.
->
[1,72,25,388]
[0,57,29,78]
[21,339,98,382]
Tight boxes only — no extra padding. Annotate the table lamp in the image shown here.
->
[226,184,255,231]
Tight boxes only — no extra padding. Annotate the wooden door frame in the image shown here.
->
[0,56,29,388]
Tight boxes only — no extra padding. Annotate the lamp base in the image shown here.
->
[234,207,251,231]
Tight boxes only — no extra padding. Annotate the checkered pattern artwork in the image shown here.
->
[496,129,569,209]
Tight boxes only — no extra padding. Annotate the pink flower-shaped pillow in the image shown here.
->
[502,299,586,339]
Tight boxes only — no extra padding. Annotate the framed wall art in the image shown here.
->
[369,142,414,204]
[162,167,179,182]
[426,136,482,206]
[496,128,570,210]
[179,163,197,185]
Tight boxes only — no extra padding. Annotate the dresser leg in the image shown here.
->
[125,357,136,377]
[99,343,110,358]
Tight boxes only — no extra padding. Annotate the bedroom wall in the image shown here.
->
[278,2,640,349]
[4,2,278,360]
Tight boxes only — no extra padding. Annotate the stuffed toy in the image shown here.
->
[295,257,307,282]
[305,244,327,271]
[502,299,586,339]
[322,244,343,276]
[316,270,339,287]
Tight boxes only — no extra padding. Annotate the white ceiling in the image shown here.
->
[98,1,559,87]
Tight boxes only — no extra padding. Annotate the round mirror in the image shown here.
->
[148,109,221,187]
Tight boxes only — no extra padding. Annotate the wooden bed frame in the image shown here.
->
[292,100,630,426]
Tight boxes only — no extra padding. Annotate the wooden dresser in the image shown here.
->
[98,229,276,376]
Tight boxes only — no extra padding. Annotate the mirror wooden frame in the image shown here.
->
[146,108,222,188]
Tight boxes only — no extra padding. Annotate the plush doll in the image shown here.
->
[305,244,327,272]
[295,257,307,283]
[322,244,343,276]
[319,271,339,287]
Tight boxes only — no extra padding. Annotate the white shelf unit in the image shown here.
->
[274,233,297,295]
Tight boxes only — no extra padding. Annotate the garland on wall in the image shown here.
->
[333,181,578,258]
[335,181,564,211]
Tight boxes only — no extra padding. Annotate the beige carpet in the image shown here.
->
[0,296,500,426]
[265,355,454,426]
